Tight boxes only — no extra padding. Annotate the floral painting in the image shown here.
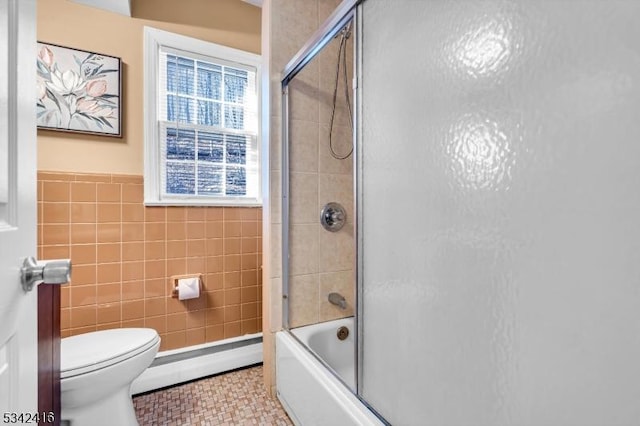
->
[36,42,122,137]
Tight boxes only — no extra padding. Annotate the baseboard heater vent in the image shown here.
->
[131,333,263,395]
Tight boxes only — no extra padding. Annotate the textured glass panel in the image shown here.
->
[360,1,640,425]
[224,71,247,103]
[166,128,195,160]
[225,166,246,196]
[197,163,224,195]
[198,131,224,163]
[226,134,246,165]
[224,105,244,130]
[197,61,222,100]
[166,161,195,195]
[197,100,221,126]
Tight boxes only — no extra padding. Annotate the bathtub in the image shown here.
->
[276,318,384,426]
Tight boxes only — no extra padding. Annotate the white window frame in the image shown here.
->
[143,26,262,206]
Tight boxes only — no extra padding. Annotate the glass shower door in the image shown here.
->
[358,0,640,425]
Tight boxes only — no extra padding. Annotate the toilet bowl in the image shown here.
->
[61,328,160,426]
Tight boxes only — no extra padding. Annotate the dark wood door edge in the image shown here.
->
[38,284,60,426]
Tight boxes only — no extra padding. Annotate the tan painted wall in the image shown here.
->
[37,0,261,175]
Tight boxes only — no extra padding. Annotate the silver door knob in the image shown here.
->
[21,257,72,292]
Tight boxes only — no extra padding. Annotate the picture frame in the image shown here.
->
[36,42,122,137]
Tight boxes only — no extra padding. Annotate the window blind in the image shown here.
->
[157,46,259,201]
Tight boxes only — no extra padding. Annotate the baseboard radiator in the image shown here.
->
[131,333,263,395]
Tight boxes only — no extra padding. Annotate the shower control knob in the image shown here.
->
[20,257,72,292]
[320,202,347,232]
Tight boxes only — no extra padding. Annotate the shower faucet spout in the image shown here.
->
[328,292,347,310]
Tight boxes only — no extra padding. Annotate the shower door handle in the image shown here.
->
[20,257,72,292]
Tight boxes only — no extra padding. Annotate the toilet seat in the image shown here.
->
[61,328,160,379]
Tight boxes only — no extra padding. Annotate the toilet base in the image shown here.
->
[62,385,138,426]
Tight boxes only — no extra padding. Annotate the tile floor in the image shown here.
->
[133,365,292,425]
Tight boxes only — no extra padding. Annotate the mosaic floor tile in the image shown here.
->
[133,365,292,426]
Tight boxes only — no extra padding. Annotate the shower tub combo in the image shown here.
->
[276,318,381,425]
[274,0,382,423]
[275,0,640,424]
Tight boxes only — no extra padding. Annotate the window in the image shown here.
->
[144,27,261,206]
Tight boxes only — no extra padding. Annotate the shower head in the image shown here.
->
[335,21,352,40]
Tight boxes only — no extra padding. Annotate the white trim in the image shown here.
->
[143,27,263,207]
[70,0,131,16]
[242,0,263,8]
[143,199,262,207]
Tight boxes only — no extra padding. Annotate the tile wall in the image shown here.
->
[286,28,355,328]
[262,0,355,394]
[37,171,262,351]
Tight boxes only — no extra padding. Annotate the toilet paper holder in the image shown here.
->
[170,274,203,298]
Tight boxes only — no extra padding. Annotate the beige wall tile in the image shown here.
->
[289,172,318,224]
[270,170,281,223]
[319,222,354,272]
[289,224,319,275]
[289,119,319,173]
[269,224,282,278]
[268,278,282,333]
[269,119,282,172]
[271,0,318,71]
[318,124,353,175]
[288,274,319,328]
[318,173,353,214]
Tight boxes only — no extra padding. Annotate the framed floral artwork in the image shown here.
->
[36,42,122,137]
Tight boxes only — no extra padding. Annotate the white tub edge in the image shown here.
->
[276,331,383,426]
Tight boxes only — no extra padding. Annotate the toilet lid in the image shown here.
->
[61,328,160,379]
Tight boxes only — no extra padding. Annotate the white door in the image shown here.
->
[0,0,38,418]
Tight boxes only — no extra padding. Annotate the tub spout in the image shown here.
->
[328,292,347,310]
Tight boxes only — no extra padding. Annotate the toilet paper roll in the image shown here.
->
[177,277,200,301]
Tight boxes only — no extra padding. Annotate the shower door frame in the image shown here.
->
[280,1,390,423]
[280,0,358,331]
[280,0,360,391]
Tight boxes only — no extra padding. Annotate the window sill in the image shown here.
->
[144,198,263,207]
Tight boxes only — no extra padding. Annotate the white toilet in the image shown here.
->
[61,328,160,426]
